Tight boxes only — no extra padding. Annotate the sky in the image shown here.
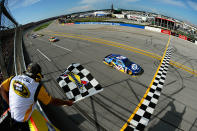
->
[7,0,197,25]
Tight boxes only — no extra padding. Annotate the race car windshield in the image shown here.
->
[123,58,131,67]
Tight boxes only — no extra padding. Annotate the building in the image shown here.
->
[154,17,176,30]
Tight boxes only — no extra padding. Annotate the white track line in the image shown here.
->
[37,49,51,62]
[37,38,72,52]
[53,44,72,52]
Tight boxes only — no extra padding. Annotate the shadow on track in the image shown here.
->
[149,101,186,131]
[40,103,84,131]
[90,96,101,131]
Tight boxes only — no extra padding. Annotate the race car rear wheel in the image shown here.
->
[128,71,132,75]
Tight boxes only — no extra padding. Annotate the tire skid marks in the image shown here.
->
[45,30,197,76]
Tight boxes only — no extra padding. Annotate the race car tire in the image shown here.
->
[109,62,113,67]
[128,71,132,75]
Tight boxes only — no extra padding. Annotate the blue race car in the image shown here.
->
[103,54,144,76]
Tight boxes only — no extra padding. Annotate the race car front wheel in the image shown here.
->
[109,62,113,67]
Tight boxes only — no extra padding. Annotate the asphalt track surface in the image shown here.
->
[23,21,197,131]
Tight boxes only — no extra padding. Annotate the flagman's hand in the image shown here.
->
[50,98,74,106]
[65,100,74,106]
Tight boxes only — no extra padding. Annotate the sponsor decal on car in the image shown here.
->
[131,64,138,70]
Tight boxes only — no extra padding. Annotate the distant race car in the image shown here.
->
[49,37,59,42]
[103,54,144,76]
[37,34,44,37]
[31,34,37,39]
[31,34,43,39]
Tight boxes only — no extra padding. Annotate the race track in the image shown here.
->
[23,21,197,131]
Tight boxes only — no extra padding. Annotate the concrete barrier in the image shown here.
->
[145,26,161,32]
[145,26,195,44]
[161,29,171,35]
[179,34,187,40]
[14,28,26,75]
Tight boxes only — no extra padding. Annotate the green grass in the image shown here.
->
[33,21,52,32]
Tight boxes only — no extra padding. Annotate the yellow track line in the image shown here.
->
[121,35,171,131]
[49,33,161,60]
[46,30,161,59]
[44,30,197,76]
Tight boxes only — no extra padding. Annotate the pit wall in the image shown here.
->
[144,26,196,43]
[63,22,196,44]
[144,26,161,33]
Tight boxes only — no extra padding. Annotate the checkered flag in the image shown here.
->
[57,63,103,102]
